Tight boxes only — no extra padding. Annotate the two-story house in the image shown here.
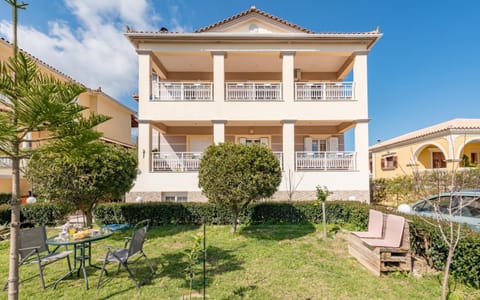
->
[370,118,480,179]
[0,37,137,197]
[126,6,381,202]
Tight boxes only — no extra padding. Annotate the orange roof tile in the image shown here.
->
[370,118,480,151]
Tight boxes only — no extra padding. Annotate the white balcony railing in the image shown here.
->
[273,151,283,169]
[295,151,356,171]
[295,82,354,101]
[0,157,11,168]
[152,152,203,172]
[226,82,282,101]
[152,82,213,101]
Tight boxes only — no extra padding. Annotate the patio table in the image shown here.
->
[46,230,113,290]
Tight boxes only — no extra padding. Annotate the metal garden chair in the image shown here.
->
[3,226,72,290]
[96,223,155,288]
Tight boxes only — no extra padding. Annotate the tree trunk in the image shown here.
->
[8,156,21,300]
[322,202,327,238]
[441,247,454,300]
[83,209,93,228]
[231,211,238,234]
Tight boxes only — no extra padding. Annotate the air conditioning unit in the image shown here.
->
[294,69,302,81]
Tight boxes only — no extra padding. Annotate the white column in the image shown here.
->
[281,51,295,103]
[353,52,368,115]
[138,121,153,173]
[213,120,226,144]
[137,50,152,116]
[282,120,296,172]
[354,120,370,173]
[212,52,225,102]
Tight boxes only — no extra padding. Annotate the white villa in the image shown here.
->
[125,6,382,202]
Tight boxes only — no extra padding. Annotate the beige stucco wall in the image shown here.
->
[371,133,480,179]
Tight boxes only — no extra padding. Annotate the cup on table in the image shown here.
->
[68,227,76,236]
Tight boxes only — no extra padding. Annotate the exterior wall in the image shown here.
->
[127,171,370,203]
[371,133,480,179]
[0,178,30,196]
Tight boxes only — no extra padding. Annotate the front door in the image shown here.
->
[432,152,446,168]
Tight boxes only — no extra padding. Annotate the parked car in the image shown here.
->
[397,190,480,231]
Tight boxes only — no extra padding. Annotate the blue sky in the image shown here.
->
[0,0,479,146]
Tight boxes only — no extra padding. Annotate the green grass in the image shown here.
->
[0,224,479,299]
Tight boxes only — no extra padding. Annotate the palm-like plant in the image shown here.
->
[0,3,108,298]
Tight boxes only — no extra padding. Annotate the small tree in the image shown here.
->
[25,142,137,226]
[198,143,281,233]
[316,185,331,238]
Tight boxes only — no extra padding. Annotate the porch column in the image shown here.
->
[354,120,370,173]
[282,120,296,172]
[137,50,152,113]
[212,52,226,102]
[281,51,295,103]
[138,121,153,173]
[213,120,226,144]
[353,51,368,115]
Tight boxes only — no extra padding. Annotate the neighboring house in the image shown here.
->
[369,118,480,179]
[125,6,381,202]
[0,37,137,197]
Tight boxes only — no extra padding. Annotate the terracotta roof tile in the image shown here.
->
[195,5,314,33]
[370,118,480,150]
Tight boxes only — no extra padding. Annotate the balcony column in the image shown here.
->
[353,51,368,115]
[354,119,370,173]
[212,51,226,102]
[138,121,153,173]
[282,120,296,172]
[137,50,152,113]
[281,51,295,103]
[213,120,226,144]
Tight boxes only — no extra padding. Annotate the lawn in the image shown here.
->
[0,224,478,299]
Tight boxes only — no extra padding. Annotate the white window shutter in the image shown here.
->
[304,137,312,151]
[328,137,339,151]
[260,137,269,146]
[239,137,247,145]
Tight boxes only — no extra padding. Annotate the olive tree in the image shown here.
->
[26,142,137,227]
[198,143,281,233]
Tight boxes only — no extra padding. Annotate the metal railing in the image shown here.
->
[295,82,354,101]
[151,152,203,172]
[152,82,213,101]
[0,157,11,168]
[226,82,282,101]
[273,151,283,169]
[295,151,356,171]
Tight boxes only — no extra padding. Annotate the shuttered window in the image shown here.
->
[381,155,398,170]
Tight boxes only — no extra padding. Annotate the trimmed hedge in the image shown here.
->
[0,202,74,226]
[93,201,370,228]
[94,201,480,288]
[0,193,11,205]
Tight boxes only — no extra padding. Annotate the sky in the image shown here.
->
[0,0,479,146]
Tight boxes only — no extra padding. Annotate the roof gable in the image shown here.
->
[195,6,313,34]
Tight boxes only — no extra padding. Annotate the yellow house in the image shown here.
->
[0,37,137,196]
[125,6,381,202]
[369,119,480,179]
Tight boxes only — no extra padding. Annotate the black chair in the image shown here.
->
[3,226,72,290]
[96,224,155,288]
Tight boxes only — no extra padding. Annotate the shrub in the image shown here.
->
[0,193,11,205]
[0,202,73,226]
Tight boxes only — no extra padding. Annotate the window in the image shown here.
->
[238,137,269,147]
[381,154,397,170]
[162,192,187,202]
[471,152,480,164]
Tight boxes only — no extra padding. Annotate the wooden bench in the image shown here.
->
[348,213,411,276]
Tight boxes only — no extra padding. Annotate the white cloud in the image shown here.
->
[0,0,176,109]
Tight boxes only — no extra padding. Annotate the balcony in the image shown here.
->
[152,82,213,101]
[225,82,282,102]
[152,152,203,172]
[295,82,354,101]
[295,151,356,171]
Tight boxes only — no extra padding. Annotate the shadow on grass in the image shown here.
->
[239,222,316,241]
[155,245,244,290]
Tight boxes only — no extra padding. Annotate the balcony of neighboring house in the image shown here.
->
[295,82,354,101]
[151,79,213,101]
[295,151,356,171]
